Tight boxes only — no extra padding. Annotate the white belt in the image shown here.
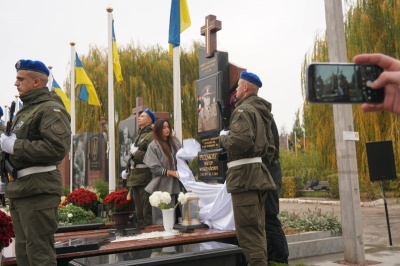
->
[135,164,148,169]
[227,157,262,169]
[17,165,57,179]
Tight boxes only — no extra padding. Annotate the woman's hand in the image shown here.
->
[167,170,180,179]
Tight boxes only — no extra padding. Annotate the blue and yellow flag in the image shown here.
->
[168,0,191,54]
[112,20,123,82]
[52,78,71,114]
[75,53,101,106]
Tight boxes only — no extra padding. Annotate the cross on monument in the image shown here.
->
[201,14,222,58]
[131,97,148,132]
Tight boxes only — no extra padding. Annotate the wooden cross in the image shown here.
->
[201,14,222,58]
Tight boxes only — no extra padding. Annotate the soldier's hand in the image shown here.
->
[130,144,138,155]
[0,133,17,154]
[219,130,230,136]
[121,171,128,180]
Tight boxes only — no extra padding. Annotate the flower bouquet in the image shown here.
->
[0,210,14,250]
[103,189,134,212]
[65,188,98,213]
[149,191,188,209]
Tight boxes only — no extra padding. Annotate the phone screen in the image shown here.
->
[307,63,384,104]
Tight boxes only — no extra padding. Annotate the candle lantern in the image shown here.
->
[180,191,201,226]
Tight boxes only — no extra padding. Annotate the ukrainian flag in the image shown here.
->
[75,53,101,106]
[52,78,71,114]
[168,0,191,54]
[112,20,123,82]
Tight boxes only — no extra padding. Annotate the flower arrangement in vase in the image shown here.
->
[0,210,14,251]
[149,191,188,232]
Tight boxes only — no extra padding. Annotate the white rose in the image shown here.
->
[67,213,73,218]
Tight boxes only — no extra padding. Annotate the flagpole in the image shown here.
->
[14,95,19,113]
[70,42,76,192]
[48,66,54,90]
[107,7,116,193]
[173,46,182,143]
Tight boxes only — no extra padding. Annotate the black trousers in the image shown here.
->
[265,161,289,264]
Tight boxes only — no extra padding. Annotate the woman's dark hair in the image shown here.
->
[153,119,178,168]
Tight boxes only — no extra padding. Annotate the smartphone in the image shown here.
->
[307,63,384,104]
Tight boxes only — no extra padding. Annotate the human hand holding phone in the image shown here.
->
[353,53,400,114]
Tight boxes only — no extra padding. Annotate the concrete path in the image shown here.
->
[280,197,400,265]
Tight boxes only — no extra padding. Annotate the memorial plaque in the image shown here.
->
[89,134,104,170]
[198,150,226,183]
[200,136,220,150]
[198,48,228,79]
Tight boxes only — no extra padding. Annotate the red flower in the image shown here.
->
[0,211,14,250]
[103,190,134,212]
[65,188,98,211]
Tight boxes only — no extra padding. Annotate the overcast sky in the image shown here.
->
[0,0,329,132]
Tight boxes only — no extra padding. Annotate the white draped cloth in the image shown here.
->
[176,139,235,230]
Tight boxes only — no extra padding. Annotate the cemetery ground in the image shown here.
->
[283,196,400,266]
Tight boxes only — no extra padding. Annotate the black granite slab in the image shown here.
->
[68,241,242,266]
[55,236,113,255]
[57,223,106,233]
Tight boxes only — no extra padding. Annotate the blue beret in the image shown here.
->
[15,59,50,76]
[240,71,262,88]
[0,106,3,117]
[143,109,156,123]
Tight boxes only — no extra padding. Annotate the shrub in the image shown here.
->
[58,204,101,226]
[279,207,342,234]
[93,180,109,200]
[281,176,303,198]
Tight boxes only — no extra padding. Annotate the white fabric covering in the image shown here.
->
[176,139,235,230]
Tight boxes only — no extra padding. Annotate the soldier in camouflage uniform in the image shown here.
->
[219,71,276,266]
[0,107,5,206]
[0,60,71,266]
[124,109,155,228]
[0,107,5,132]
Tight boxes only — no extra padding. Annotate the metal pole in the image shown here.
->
[380,181,392,246]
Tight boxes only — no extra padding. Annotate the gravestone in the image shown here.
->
[72,133,91,189]
[197,15,229,184]
[87,133,108,185]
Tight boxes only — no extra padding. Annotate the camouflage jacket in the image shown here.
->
[5,88,71,200]
[127,124,153,187]
[220,94,277,193]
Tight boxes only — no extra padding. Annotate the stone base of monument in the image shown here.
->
[68,241,242,266]
[287,230,344,260]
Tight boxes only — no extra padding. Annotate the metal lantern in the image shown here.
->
[180,191,201,226]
